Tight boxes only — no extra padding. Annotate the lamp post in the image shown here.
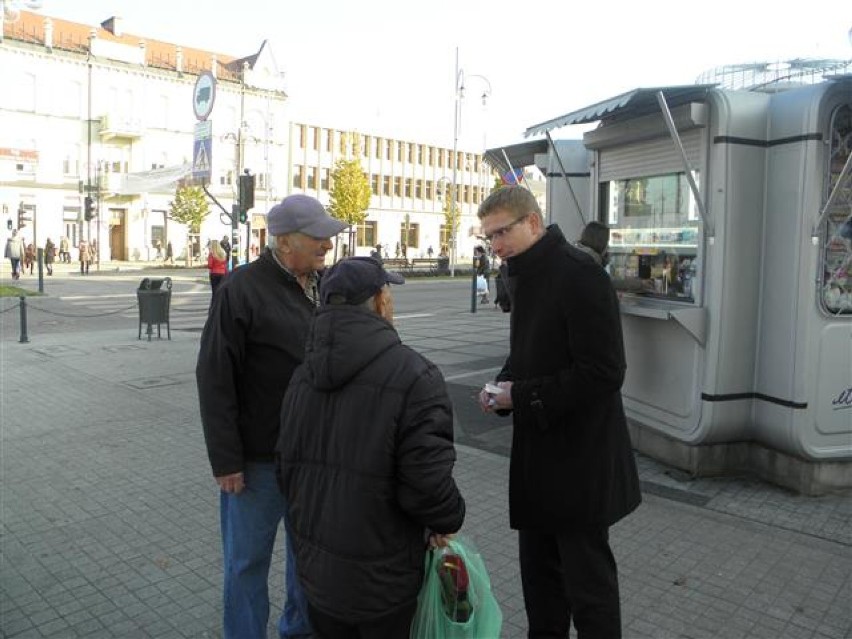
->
[451,48,491,277]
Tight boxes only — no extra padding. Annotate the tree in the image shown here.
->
[328,159,371,253]
[168,184,210,234]
[442,185,460,239]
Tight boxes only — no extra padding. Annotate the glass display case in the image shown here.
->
[821,103,851,315]
[600,172,700,302]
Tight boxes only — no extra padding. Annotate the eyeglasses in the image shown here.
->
[484,215,528,243]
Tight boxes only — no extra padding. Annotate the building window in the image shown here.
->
[394,176,402,197]
[364,136,372,158]
[405,178,413,198]
[320,168,330,191]
[292,165,303,189]
[382,175,391,196]
[384,140,391,160]
[371,174,379,195]
[438,149,445,169]
[307,166,318,189]
[356,220,377,247]
[415,179,423,199]
[408,144,416,163]
[324,129,333,152]
[63,145,80,176]
[312,127,320,151]
[397,141,404,162]
[298,125,306,149]
[400,222,419,250]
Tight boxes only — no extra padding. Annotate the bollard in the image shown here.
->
[471,258,478,314]
[18,296,29,343]
[37,248,44,293]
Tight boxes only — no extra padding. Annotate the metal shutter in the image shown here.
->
[599,131,704,181]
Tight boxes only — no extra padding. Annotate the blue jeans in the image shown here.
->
[220,462,311,638]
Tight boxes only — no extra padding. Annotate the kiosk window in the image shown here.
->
[821,104,851,315]
[601,172,700,302]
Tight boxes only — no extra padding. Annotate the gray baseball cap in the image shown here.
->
[266,194,349,238]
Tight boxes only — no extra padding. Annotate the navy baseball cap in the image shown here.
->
[321,257,405,306]
[266,194,349,238]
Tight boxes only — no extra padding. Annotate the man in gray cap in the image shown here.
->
[276,257,466,638]
[197,193,348,639]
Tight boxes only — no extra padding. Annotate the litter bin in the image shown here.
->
[137,277,172,341]
[437,256,450,275]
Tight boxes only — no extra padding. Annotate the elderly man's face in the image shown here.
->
[276,233,334,276]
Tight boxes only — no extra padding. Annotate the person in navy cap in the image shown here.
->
[276,257,466,638]
[197,193,348,639]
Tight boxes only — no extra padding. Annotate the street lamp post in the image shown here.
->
[450,48,491,277]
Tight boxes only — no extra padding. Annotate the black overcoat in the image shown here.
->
[498,225,641,530]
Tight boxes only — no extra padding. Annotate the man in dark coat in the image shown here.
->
[197,194,348,639]
[276,256,465,638]
[477,186,641,638]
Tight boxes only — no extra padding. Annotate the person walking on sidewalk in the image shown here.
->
[44,237,55,275]
[4,229,24,280]
[477,186,640,638]
[276,257,466,638]
[59,236,70,262]
[78,239,92,275]
[196,193,348,639]
[23,243,35,275]
[206,239,228,298]
[164,240,174,265]
[474,245,490,304]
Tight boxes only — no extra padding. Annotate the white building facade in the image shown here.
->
[1,10,286,263]
[1,10,494,266]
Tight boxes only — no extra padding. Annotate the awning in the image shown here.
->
[483,139,548,175]
[119,163,193,195]
[524,85,716,138]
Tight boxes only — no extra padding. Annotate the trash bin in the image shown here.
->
[437,256,450,275]
[137,277,172,341]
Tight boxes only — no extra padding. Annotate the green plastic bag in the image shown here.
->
[410,536,503,639]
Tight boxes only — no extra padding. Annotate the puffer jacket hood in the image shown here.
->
[302,305,399,391]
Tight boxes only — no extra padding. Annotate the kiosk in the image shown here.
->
[489,74,852,494]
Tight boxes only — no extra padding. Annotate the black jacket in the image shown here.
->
[196,248,316,476]
[499,225,641,530]
[276,305,465,622]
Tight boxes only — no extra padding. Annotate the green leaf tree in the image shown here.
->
[443,185,460,237]
[168,185,210,234]
[328,158,371,227]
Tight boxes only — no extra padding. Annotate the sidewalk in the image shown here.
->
[1,310,850,637]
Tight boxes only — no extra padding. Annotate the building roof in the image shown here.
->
[3,10,246,82]
[524,85,716,137]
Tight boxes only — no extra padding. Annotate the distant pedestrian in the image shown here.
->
[369,243,383,265]
[4,229,24,280]
[207,239,228,298]
[44,237,55,275]
[576,220,611,269]
[220,235,231,267]
[78,239,91,275]
[474,245,490,304]
[59,236,70,262]
[155,239,163,260]
[23,243,35,275]
[427,245,434,259]
[164,241,174,265]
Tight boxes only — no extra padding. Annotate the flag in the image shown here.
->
[501,168,524,185]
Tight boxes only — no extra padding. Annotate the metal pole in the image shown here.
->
[470,256,477,313]
[18,296,29,343]
[36,248,44,293]
[450,47,460,278]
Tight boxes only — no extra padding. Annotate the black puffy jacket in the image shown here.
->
[276,305,465,622]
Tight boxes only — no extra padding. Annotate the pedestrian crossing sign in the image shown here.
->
[192,121,213,182]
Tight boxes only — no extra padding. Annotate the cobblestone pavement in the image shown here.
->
[1,303,850,637]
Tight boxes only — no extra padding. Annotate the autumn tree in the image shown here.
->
[168,184,210,234]
[328,159,371,255]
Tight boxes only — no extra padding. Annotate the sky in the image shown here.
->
[27,0,852,152]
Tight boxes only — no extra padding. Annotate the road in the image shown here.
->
[0,264,484,341]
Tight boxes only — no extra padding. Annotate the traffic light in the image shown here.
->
[6,218,12,231]
[84,196,94,221]
[17,203,25,228]
[238,172,255,224]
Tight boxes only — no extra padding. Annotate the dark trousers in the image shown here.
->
[307,601,417,639]
[519,527,621,638]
